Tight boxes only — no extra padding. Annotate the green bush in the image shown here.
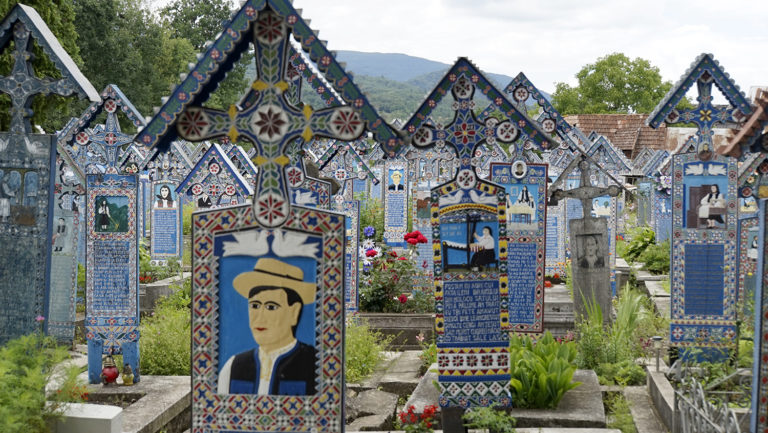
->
[345,319,394,383]
[0,332,85,433]
[637,240,670,275]
[622,226,655,262]
[182,202,194,236]
[139,286,191,375]
[463,405,517,433]
[508,332,581,409]
[359,198,384,244]
[576,290,664,385]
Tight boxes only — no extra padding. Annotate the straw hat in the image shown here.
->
[232,258,316,304]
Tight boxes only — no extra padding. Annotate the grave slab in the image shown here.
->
[53,403,123,433]
[346,389,398,428]
[623,386,668,433]
[378,350,424,398]
[86,375,190,433]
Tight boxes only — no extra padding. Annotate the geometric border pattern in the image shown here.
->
[191,203,344,432]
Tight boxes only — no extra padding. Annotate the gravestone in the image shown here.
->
[140,142,195,262]
[86,173,140,383]
[551,158,620,323]
[47,148,85,341]
[0,5,98,343]
[646,54,750,358]
[490,162,547,333]
[344,199,360,311]
[383,157,408,247]
[585,134,631,294]
[175,143,253,209]
[405,57,554,418]
[134,2,403,431]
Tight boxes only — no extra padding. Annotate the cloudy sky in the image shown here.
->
[292,0,768,97]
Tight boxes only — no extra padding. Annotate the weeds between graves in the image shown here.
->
[0,329,87,433]
[604,392,636,433]
[139,280,191,375]
[345,318,395,383]
[575,290,666,386]
[462,405,517,433]
[139,239,182,283]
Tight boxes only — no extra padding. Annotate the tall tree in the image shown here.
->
[161,0,250,110]
[0,0,83,132]
[552,53,672,115]
[73,0,195,128]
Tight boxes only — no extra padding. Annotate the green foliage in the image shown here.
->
[73,0,196,122]
[606,393,637,433]
[0,332,84,433]
[463,405,517,433]
[552,53,673,115]
[139,284,192,376]
[139,239,182,283]
[597,360,646,386]
[162,0,251,110]
[508,332,581,409]
[622,227,655,263]
[416,332,437,371]
[0,0,83,132]
[345,319,394,383]
[359,199,384,243]
[359,246,426,313]
[637,240,670,275]
[576,290,664,385]
[182,201,194,236]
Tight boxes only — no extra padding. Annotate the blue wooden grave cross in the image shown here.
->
[174,9,372,227]
[646,53,752,158]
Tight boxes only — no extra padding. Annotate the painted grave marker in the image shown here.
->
[134,1,405,430]
[176,143,253,209]
[405,57,554,411]
[0,5,98,343]
[86,173,140,383]
[490,162,546,333]
[384,157,408,247]
[646,54,750,356]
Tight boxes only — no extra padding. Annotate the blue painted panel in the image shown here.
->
[684,244,725,316]
[507,243,537,326]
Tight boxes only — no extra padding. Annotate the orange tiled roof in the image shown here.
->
[564,114,667,158]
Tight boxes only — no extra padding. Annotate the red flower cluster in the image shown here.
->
[365,249,378,257]
[404,230,428,245]
[544,280,552,288]
[398,294,408,304]
[553,273,560,280]
[139,275,154,284]
[398,404,438,432]
[390,250,399,257]
[397,256,407,261]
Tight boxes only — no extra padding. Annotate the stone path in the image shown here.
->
[624,386,670,433]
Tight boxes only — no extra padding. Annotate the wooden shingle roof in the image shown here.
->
[564,114,667,158]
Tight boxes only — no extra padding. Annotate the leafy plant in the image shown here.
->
[621,226,655,263]
[637,240,670,275]
[463,405,517,433]
[359,199,384,244]
[182,202,194,236]
[508,332,581,409]
[0,331,86,433]
[576,290,664,385]
[605,393,637,433]
[597,360,646,386]
[416,332,437,371]
[345,318,394,383]
[139,285,191,375]
[139,239,182,283]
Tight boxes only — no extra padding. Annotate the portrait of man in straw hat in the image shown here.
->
[218,257,317,395]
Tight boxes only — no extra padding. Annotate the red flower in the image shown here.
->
[390,251,398,257]
[553,273,560,279]
[407,238,419,245]
[365,249,377,257]
[398,294,408,304]
[398,256,407,261]
[544,281,552,288]
[416,235,428,243]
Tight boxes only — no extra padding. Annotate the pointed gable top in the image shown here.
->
[176,143,253,197]
[0,4,98,103]
[58,84,146,146]
[585,134,632,173]
[403,57,555,151]
[136,0,402,155]
[646,53,752,128]
[640,149,669,178]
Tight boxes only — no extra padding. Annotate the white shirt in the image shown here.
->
[218,339,298,394]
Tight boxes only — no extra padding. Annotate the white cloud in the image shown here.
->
[293,0,768,97]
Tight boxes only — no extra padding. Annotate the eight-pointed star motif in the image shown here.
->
[251,104,289,142]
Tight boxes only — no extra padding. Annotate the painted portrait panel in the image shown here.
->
[94,195,129,233]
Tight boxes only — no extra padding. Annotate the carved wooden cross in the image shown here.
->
[175,9,366,227]
[550,156,621,212]
[0,22,77,144]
